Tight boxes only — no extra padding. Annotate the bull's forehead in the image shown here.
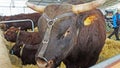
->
[44,4,73,19]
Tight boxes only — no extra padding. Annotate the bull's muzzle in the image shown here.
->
[36,57,54,68]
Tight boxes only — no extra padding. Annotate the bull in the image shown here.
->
[10,42,39,65]
[4,27,42,44]
[0,13,41,31]
[7,27,42,65]
[26,0,106,68]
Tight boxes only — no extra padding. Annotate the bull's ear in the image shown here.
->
[26,2,45,13]
[84,15,97,26]
[72,0,106,14]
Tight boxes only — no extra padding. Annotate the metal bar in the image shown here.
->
[0,19,34,31]
[0,6,27,8]
[90,54,120,68]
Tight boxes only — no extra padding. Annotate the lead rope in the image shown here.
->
[37,13,56,61]
[37,25,53,62]
[20,44,25,57]
[16,29,21,42]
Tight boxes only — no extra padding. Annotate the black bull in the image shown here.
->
[34,4,106,68]
[10,4,106,67]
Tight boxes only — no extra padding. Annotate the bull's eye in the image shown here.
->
[67,31,70,33]
[57,34,64,39]
[64,30,70,37]
[57,30,70,39]
[57,27,70,39]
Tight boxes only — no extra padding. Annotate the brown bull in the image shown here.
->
[6,27,42,65]
[26,0,106,68]
[10,42,39,65]
[0,13,41,31]
[4,27,42,44]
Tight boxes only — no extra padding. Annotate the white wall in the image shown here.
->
[0,0,36,16]
[0,7,36,16]
[0,0,119,16]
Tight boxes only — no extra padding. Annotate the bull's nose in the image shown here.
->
[36,57,48,68]
[9,49,14,55]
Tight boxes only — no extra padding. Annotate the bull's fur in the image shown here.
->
[4,27,42,44]
[0,13,41,31]
[7,27,42,65]
[21,43,39,65]
[15,31,41,45]
[36,3,106,68]
[63,9,106,68]
[0,29,12,68]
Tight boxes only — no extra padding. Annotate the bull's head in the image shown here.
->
[4,27,21,42]
[26,0,106,68]
[10,42,24,58]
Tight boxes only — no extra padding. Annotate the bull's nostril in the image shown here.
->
[36,57,48,68]
[48,60,54,64]
[36,57,48,62]
[9,50,14,55]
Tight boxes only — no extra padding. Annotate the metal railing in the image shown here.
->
[90,54,120,68]
[0,19,34,31]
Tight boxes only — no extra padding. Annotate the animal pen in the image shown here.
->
[0,0,120,68]
[0,19,35,31]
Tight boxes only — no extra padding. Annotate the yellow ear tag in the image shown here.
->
[84,15,96,26]
[15,30,18,33]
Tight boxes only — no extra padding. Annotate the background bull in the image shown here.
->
[0,13,41,31]
[4,27,42,44]
[7,27,42,65]
[10,42,39,65]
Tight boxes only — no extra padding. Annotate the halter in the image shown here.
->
[16,29,21,42]
[15,29,24,57]
[37,12,75,61]
[20,44,25,57]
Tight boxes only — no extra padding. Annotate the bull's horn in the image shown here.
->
[26,2,45,13]
[72,0,106,14]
